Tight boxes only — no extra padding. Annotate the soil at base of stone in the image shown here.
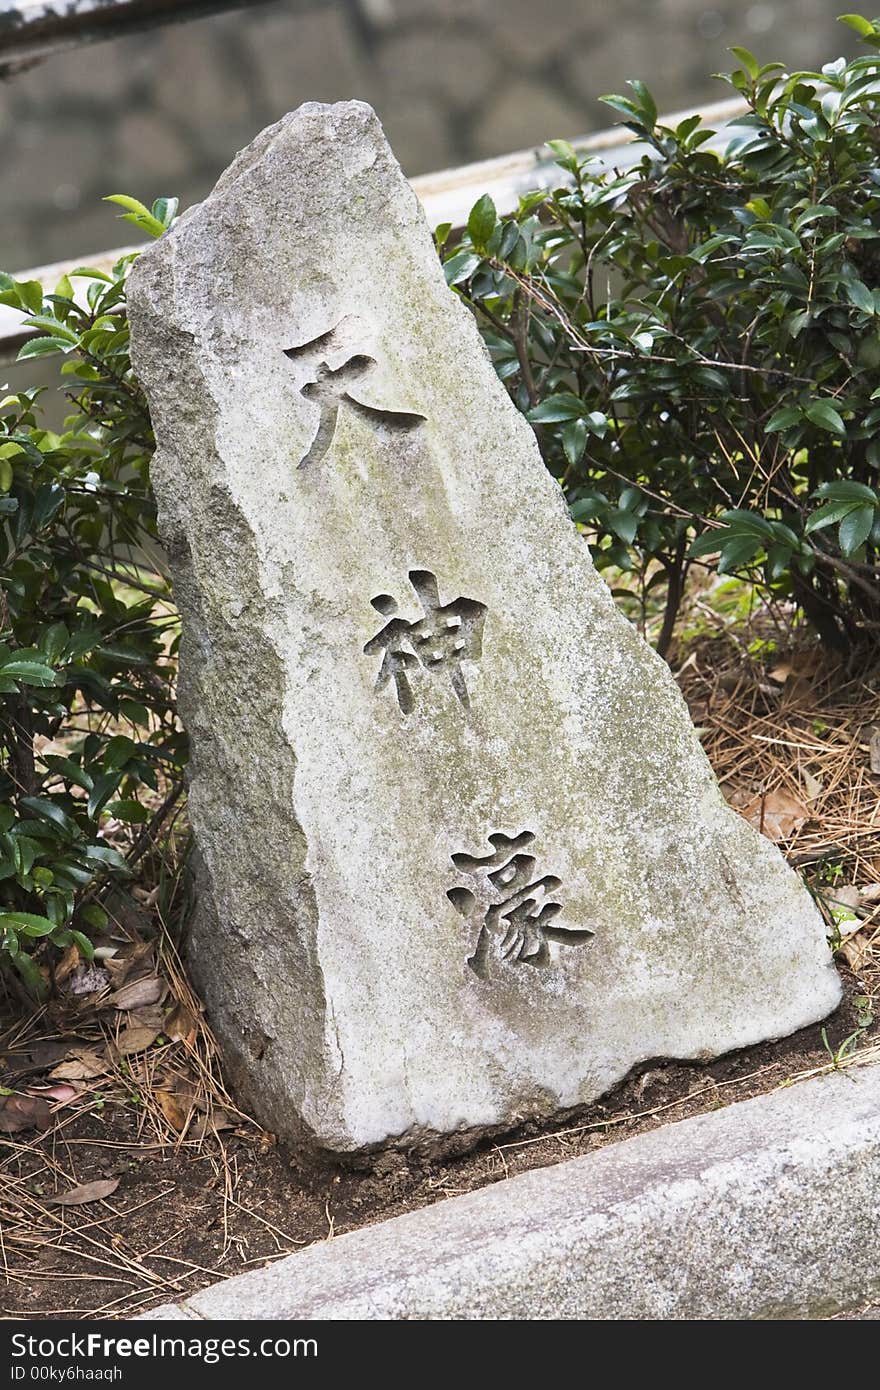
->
[1,967,873,1319]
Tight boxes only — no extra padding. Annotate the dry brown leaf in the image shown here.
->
[155,1089,188,1133]
[54,942,81,987]
[38,1083,78,1103]
[827,885,862,914]
[116,1024,161,1057]
[735,788,810,841]
[49,1048,108,1082]
[1,1039,70,1079]
[802,769,824,800]
[189,1110,233,1140]
[130,1004,165,1031]
[0,1093,52,1133]
[104,938,155,986]
[839,933,873,973]
[130,885,159,908]
[163,1001,196,1043]
[48,1178,119,1207]
[858,883,880,904]
[768,663,792,684]
[109,975,164,1011]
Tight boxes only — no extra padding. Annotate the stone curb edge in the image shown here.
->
[139,1059,880,1321]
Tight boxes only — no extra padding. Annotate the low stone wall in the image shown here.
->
[142,1060,880,1320]
[0,0,860,271]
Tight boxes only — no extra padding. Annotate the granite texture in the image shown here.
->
[127,101,840,1158]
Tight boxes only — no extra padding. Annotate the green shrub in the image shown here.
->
[0,196,182,998]
[7,7,880,991]
[442,12,880,655]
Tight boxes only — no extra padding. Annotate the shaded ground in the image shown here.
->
[2,628,879,1318]
[1,973,876,1319]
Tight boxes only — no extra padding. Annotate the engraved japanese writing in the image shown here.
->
[447,831,594,979]
[284,328,425,468]
[364,570,486,713]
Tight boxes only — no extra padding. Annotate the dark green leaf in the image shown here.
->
[839,504,875,555]
[526,394,585,424]
[766,406,803,433]
[0,660,57,686]
[87,772,123,821]
[19,797,81,839]
[467,194,497,249]
[0,911,58,937]
[16,337,68,362]
[443,251,482,286]
[804,400,847,435]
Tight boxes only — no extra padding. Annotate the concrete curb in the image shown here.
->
[140,1060,880,1320]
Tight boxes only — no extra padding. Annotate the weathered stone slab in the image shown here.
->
[148,1061,880,1321]
[128,101,841,1159]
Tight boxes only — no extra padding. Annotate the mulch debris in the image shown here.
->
[1,631,878,1318]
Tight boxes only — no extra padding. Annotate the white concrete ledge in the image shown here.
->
[0,97,749,363]
[138,1059,880,1320]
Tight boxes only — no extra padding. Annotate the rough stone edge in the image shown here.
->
[131,1059,880,1321]
[132,1304,202,1320]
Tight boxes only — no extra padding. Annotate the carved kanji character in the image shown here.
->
[284,330,425,468]
[447,832,593,978]
[364,570,486,711]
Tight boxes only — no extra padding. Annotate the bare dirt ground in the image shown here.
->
[2,629,878,1319]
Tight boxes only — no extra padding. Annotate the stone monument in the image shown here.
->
[128,102,841,1159]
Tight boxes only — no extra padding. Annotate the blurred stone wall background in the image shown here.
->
[0,0,859,271]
